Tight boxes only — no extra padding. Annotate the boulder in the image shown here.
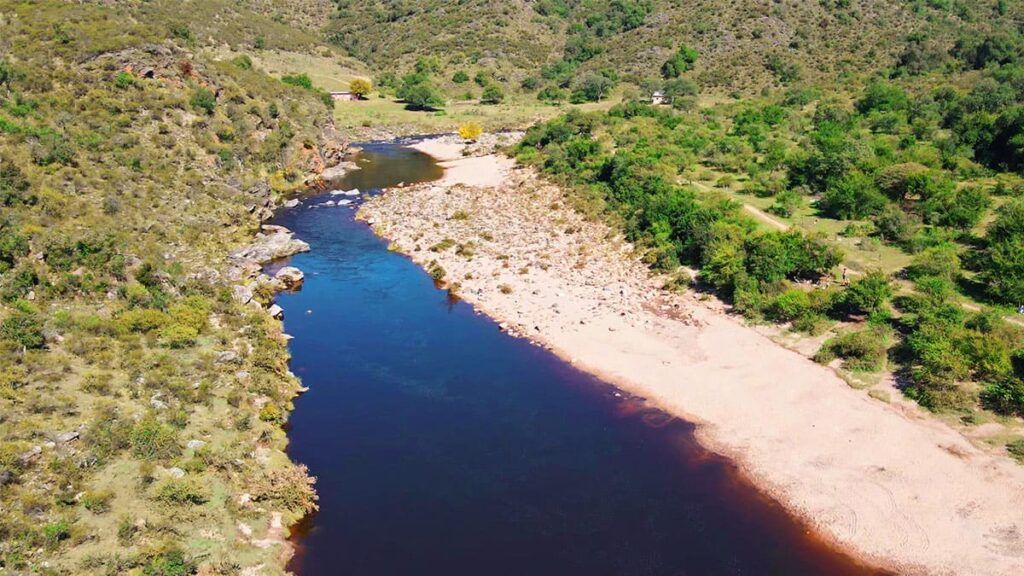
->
[275,266,304,289]
[230,231,310,264]
[216,351,240,364]
[186,440,207,450]
[283,199,300,208]
[232,284,254,305]
[268,304,284,319]
[55,431,79,444]
[322,161,357,180]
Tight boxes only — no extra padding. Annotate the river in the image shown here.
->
[270,141,885,575]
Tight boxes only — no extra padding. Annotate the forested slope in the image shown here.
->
[325,0,1018,94]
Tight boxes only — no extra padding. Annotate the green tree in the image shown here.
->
[400,81,444,110]
[982,200,1024,305]
[818,172,888,219]
[571,73,613,103]
[452,70,469,83]
[661,45,698,78]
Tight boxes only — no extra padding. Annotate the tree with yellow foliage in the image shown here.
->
[458,121,483,142]
[349,77,372,99]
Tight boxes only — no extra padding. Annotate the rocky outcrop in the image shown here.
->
[230,226,310,266]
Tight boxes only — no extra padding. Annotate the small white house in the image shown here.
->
[651,91,668,105]
[330,91,359,101]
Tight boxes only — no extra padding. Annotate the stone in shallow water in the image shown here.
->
[275,266,305,289]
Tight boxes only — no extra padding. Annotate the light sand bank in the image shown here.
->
[360,136,1024,576]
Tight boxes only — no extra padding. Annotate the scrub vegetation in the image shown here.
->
[0,1,333,573]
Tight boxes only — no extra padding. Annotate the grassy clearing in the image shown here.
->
[237,48,369,92]
[333,93,622,135]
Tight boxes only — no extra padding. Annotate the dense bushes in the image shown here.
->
[981,200,1024,305]
[814,326,891,372]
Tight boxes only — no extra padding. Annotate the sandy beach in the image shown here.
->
[360,135,1024,576]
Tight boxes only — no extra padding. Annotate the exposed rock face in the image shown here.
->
[274,267,304,289]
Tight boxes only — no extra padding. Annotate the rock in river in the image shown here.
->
[275,266,305,289]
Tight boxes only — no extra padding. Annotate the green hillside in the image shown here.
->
[324,0,1019,95]
[0,1,340,573]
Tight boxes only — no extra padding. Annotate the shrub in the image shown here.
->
[253,464,318,514]
[818,172,888,219]
[281,73,313,89]
[86,404,131,459]
[814,327,890,371]
[142,548,195,576]
[258,402,282,424]
[908,244,961,281]
[0,299,45,348]
[661,44,698,78]
[452,70,469,83]
[114,71,135,89]
[480,84,505,104]
[981,378,1024,416]
[43,520,71,548]
[768,188,801,218]
[130,416,180,460]
[981,199,1024,305]
[1007,438,1024,463]
[0,159,33,207]
[159,323,197,348]
[458,122,483,142]
[765,289,812,322]
[116,309,169,333]
[835,271,893,316]
[154,478,208,505]
[81,490,114,514]
[168,295,211,332]
[190,88,216,114]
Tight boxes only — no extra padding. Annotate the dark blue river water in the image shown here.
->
[273,142,883,576]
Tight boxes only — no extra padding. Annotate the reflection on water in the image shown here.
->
[274,142,886,576]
